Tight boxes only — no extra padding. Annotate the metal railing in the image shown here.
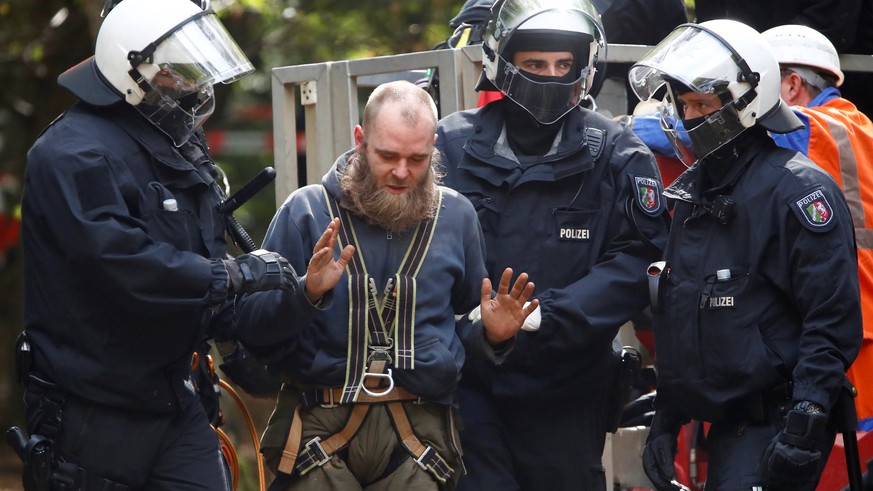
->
[270,44,873,207]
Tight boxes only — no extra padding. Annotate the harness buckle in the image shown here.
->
[319,389,338,409]
[414,445,452,484]
[414,445,436,471]
[367,342,393,366]
[360,368,395,398]
[361,342,396,397]
[297,437,331,475]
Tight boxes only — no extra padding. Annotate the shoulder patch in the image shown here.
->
[791,188,837,232]
[631,175,665,216]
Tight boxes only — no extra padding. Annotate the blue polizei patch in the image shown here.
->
[631,175,664,216]
[791,188,837,232]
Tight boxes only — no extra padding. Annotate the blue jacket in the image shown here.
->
[654,130,862,421]
[23,102,232,413]
[235,151,498,404]
[771,86,841,155]
[436,99,670,401]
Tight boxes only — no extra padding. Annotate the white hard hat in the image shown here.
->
[762,24,844,87]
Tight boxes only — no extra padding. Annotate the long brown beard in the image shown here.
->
[339,151,443,233]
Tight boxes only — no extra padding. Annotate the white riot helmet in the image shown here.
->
[480,0,605,124]
[763,24,844,88]
[58,0,254,147]
[628,19,802,166]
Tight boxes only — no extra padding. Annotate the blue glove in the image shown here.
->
[757,405,828,488]
[642,410,690,491]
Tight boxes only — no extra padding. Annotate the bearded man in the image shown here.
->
[236,80,538,491]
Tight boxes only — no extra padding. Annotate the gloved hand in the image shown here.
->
[643,410,690,491]
[224,249,298,294]
[756,405,828,488]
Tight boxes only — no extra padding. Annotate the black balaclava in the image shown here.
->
[668,78,748,180]
[503,29,591,156]
[700,125,763,189]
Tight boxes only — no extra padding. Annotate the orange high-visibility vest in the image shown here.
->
[795,96,873,428]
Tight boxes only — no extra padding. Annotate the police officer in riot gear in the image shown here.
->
[436,0,671,488]
[629,19,862,490]
[15,0,301,489]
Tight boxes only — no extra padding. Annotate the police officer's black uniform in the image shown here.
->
[651,127,862,489]
[437,98,670,490]
[21,100,234,490]
[12,1,300,488]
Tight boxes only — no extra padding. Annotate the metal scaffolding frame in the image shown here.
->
[270,44,873,206]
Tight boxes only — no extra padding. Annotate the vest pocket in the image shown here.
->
[143,182,199,251]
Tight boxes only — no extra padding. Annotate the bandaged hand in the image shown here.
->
[521,304,541,332]
[479,268,538,345]
[470,302,539,331]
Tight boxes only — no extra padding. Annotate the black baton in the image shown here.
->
[218,167,277,253]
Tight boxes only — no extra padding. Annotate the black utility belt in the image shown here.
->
[725,383,792,424]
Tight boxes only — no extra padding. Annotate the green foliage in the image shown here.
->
[685,0,696,21]
[253,0,460,67]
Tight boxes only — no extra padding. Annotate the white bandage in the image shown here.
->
[521,304,541,332]
[467,303,540,331]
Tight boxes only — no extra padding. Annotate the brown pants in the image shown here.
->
[261,387,463,490]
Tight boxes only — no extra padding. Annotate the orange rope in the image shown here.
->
[213,425,240,490]
[219,378,267,491]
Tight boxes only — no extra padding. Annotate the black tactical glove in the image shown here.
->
[643,409,690,491]
[756,403,828,488]
[224,249,298,294]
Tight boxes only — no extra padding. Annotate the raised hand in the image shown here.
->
[304,217,355,304]
[480,267,538,345]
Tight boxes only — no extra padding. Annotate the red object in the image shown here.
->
[477,90,503,107]
[817,430,873,491]
[634,329,656,360]
[673,421,709,491]
[666,426,873,490]
[0,214,20,255]
[655,154,685,189]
